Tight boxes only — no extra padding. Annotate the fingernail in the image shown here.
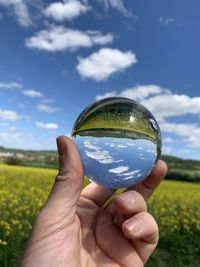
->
[125,218,143,233]
[117,193,135,207]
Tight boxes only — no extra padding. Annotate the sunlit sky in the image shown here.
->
[0,0,200,159]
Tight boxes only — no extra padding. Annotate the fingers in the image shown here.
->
[41,136,84,222]
[126,160,167,201]
[106,190,147,219]
[102,161,165,265]
[81,182,116,207]
[122,211,159,263]
[79,161,166,208]
[122,211,159,244]
[95,212,143,267]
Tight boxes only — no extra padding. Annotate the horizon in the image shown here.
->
[1,144,200,162]
[0,0,200,160]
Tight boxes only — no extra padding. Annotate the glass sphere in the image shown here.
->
[71,97,161,188]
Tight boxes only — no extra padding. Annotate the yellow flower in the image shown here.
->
[0,239,7,246]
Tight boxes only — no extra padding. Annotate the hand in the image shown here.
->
[18,136,167,267]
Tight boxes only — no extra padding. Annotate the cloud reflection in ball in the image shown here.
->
[71,97,161,188]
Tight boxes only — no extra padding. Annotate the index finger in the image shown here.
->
[125,160,168,201]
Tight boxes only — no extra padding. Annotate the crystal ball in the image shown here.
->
[71,97,161,188]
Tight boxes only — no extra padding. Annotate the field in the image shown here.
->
[0,165,200,267]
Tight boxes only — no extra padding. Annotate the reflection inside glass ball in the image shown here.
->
[71,97,161,189]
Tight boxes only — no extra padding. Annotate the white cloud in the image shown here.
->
[164,18,174,25]
[141,93,200,120]
[43,0,91,21]
[0,82,23,89]
[82,138,126,164]
[77,48,137,81]
[25,26,114,52]
[86,149,115,164]
[96,91,117,100]
[37,104,58,113]
[83,140,101,150]
[160,121,200,148]
[96,84,168,101]
[162,146,173,155]
[159,17,174,25]
[118,169,141,177]
[0,132,20,142]
[36,122,58,130]
[0,0,31,27]
[23,89,44,98]
[160,122,196,138]
[0,109,21,121]
[41,98,56,104]
[99,0,132,16]
[95,84,200,151]
[96,84,200,120]
[86,30,114,45]
[109,165,129,174]
[0,131,58,150]
[163,137,173,143]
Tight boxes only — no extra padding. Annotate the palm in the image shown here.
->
[47,184,158,267]
[76,194,145,267]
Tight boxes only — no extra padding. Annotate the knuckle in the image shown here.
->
[116,190,148,211]
[131,191,147,210]
[55,171,78,184]
[55,174,68,182]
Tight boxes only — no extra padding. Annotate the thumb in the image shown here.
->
[43,136,84,222]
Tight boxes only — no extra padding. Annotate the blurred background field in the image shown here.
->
[0,164,200,267]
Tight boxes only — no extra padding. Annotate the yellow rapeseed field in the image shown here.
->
[0,164,200,267]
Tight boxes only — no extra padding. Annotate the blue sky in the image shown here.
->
[0,0,200,159]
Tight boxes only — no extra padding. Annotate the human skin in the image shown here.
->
[18,136,167,267]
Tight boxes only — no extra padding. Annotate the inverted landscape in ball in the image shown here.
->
[71,97,161,189]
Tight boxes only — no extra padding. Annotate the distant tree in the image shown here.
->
[6,157,22,166]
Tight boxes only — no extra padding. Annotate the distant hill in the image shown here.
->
[161,155,200,171]
[161,155,200,182]
[0,147,58,169]
[0,146,56,156]
[0,147,200,182]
